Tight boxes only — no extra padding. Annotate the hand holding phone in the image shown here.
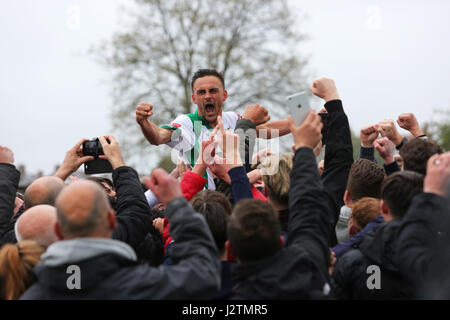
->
[287,91,311,126]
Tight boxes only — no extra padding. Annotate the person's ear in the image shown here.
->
[279,236,285,249]
[349,223,359,237]
[107,209,117,231]
[54,222,64,240]
[343,190,352,207]
[381,200,389,214]
[380,200,392,222]
[192,93,197,104]
[223,90,228,101]
[225,240,236,262]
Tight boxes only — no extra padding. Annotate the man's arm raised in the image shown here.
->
[136,103,173,145]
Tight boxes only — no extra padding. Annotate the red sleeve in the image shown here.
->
[163,171,206,253]
[162,217,173,254]
[251,185,267,202]
[180,170,207,201]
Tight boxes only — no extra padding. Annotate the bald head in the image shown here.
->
[15,204,58,247]
[55,180,113,239]
[24,176,65,209]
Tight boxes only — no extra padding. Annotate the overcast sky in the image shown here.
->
[1,0,449,175]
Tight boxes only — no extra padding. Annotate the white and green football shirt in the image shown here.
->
[161,110,242,189]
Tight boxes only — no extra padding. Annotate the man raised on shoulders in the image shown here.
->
[136,68,290,188]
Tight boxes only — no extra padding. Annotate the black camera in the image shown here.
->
[82,138,113,174]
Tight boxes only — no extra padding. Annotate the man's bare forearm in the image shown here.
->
[256,120,291,139]
[140,120,172,145]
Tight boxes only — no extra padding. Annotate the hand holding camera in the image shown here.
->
[98,135,125,170]
[54,138,95,180]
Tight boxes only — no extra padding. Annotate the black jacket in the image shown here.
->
[331,220,414,299]
[321,100,354,247]
[110,166,155,250]
[20,197,220,299]
[3,166,155,250]
[0,163,20,242]
[396,193,450,299]
[231,147,332,299]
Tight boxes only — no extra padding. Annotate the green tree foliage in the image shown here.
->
[423,109,450,152]
[93,0,309,171]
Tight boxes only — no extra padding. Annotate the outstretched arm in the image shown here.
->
[136,102,173,145]
[312,78,353,246]
[256,119,291,139]
[288,110,331,277]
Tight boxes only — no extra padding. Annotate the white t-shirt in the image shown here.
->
[161,110,241,189]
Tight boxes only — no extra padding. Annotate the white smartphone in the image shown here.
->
[287,91,311,126]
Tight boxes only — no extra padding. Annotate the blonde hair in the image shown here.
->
[0,240,45,300]
[261,153,294,204]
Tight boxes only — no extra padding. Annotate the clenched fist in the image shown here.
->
[378,119,403,146]
[243,104,270,126]
[310,78,340,102]
[373,137,394,164]
[136,103,154,125]
[360,125,380,148]
[397,113,423,137]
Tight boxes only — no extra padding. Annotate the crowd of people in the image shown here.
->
[0,69,449,300]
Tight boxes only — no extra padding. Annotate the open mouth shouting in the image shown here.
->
[204,103,216,115]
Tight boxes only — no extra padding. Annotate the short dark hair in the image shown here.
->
[191,69,225,91]
[190,190,232,215]
[400,138,443,175]
[214,178,235,206]
[192,202,228,255]
[86,177,114,189]
[228,199,280,262]
[347,159,386,201]
[381,171,424,219]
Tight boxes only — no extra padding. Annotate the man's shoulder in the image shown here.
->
[222,111,241,121]
[161,114,192,131]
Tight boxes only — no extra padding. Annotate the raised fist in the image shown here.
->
[310,78,339,102]
[360,125,379,148]
[378,119,403,146]
[397,113,423,137]
[243,104,270,126]
[373,137,394,163]
[136,103,154,125]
